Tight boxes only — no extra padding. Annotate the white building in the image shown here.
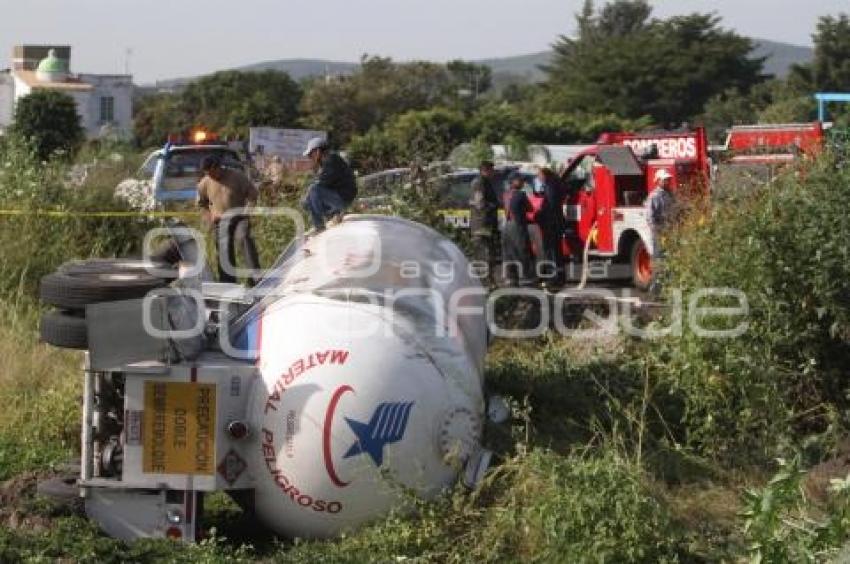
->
[0,45,133,139]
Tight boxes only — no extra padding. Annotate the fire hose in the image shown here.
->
[575,223,598,291]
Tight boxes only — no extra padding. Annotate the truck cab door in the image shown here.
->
[592,164,616,253]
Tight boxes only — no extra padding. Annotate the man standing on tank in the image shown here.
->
[469,160,501,284]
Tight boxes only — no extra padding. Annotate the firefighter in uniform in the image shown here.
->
[468,160,500,284]
[646,168,676,294]
[501,172,535,287]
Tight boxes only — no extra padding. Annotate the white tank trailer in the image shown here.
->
[72,216,491,541]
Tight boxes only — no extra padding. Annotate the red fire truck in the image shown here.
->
[545,128,710,289]
[721,122,825,165]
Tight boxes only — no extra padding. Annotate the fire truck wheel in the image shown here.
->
[39,310,88,350]
[39,270,169,310]
[630,239,653,291]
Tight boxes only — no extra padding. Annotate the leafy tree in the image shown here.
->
[389,108,467,163]
[594,0,652,36]
[470,100,650,146]
[12,89,83,160]
[181,70,301,136]
[811,14,850,91]
[446,60,492,98]
[133,70,301,147]
[543,1,766,126]
[133,92,191,148]
[757,95,814,124]
[348,108,466,172]
[300,56,486,144]
[786,13,850,121]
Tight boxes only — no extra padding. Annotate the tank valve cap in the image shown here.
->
[227,420,250,440]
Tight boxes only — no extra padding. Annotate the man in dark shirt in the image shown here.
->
[502,172,535,286]
[534,167,566,286]
[302,137,358,231]
[469,160,500,283]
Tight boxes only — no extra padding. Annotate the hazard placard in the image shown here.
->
[142,382,216,475]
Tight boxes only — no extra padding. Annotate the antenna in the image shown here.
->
[124,48,133,76]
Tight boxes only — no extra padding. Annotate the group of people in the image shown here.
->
[196,137,357,285]
[197,138,675,291]
[469,161,569,288]
[469,159,677,289]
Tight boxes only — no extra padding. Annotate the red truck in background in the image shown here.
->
[721,122,825,165]
[710,122,826,192]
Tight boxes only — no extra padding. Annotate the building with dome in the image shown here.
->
[0,45,133,139]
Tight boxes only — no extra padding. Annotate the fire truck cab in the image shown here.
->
[555,128,709,289]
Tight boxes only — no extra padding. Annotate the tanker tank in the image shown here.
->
[230,215,489,538]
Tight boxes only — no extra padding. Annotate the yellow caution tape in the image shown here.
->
[0,209,200,218]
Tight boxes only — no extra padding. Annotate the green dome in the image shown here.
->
[35,49,68,81]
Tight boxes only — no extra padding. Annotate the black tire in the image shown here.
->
[59,258,178,279]
[40,270,169,309]
[630,238,653,292]
[40,310,88,349]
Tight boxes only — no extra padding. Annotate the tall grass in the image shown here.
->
[0,136,156,302]
[650,155,850,464]
[0,310,80,480]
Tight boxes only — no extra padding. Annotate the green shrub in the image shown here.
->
[283,449,684,563]
[740,457,850,562]
[0,516,254,563]
[348,108,467,173]
[653,155,850,462]
[0,136,155,301]
[11,90,84,161]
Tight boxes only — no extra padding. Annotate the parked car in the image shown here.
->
[116,144,245,211]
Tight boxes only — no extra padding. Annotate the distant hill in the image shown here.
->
[751,39,813,77]
[150,38,812,90]
[236,58,359,80]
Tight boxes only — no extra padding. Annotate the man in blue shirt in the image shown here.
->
[502,172,535,287]
[645,169,677,295]
[646,169,676,258]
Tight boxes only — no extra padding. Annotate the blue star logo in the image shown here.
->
[344,402,415,467]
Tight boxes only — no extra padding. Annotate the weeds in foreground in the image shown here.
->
[741,456,850,562]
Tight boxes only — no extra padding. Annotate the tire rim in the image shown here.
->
[99,273,146,282]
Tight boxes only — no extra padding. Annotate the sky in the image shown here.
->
[0,0,846,84]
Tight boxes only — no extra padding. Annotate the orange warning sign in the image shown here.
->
[143,381,216,475]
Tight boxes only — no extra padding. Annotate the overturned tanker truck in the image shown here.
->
[38,215,492,541]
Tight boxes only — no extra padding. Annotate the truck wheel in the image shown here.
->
[59,258,178,279]
[40,270,168,310]
[40,310,88,349]
[630,239,653,291]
